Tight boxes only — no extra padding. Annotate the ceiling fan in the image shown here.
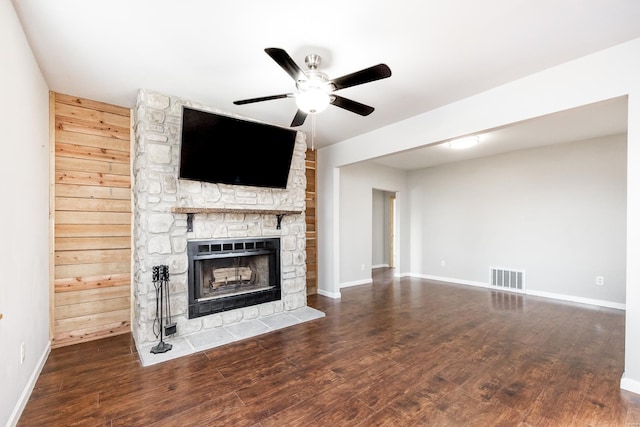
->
[233,48,392,127]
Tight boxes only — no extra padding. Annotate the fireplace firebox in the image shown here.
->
[187,237,281,318]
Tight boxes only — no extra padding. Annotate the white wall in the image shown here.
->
[337,162,406,288]
[372,189,390,268]
[317,37,640,393]
[408,135,626,305]
[0,1,51,425]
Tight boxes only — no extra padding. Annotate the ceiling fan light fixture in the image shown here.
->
[449,136,480,149]
[295,87,331,114]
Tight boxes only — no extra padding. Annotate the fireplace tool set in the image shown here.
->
[151,265,176,354]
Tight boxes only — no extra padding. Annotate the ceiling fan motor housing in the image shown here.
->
[304,53,322,70]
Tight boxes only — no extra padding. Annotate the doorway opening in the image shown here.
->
[372,189,397,273]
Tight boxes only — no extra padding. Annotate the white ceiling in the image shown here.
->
[12,0,640,157]
[372,96,628,170]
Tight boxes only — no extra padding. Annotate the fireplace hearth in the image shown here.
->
[187,237,281,318]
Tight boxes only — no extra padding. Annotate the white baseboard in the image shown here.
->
[415,274,489,289]
[340,278,373,289]
[372,264,389,269]
[526,289,625,310]
[7,341,51,427]
[621,372,640,395]
[317,288,341,299]
[411,273,625,310]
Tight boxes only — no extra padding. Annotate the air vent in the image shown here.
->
[490,267,525,292]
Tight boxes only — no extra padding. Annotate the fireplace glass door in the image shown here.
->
[187,238,281,318]
[196,253,273,300]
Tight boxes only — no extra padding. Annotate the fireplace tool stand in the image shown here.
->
[151,265,173,354]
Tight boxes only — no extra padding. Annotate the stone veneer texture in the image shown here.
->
[133,89,307,346]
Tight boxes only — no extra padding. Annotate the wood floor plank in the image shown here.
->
[435,387,524,426]
[311,396,374,426]
[235,366,342,407]
[387,374,458,425]
[143,391,254,427]
[18,269,639,426]
[260,379,364,427]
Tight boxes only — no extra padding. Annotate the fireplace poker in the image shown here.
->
[162,265,177,336]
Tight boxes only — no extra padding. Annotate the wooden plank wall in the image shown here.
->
[305,149,317,295]
[52,92,132,348]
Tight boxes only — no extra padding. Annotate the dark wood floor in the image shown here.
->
[19,269,640,426]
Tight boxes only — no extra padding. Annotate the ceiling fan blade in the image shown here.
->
[330,64,392,91]
[233,93,292,105]
[331,95,375,116]
[291,109,307,127]
[265,48,306,82]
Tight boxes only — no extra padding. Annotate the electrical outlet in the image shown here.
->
[595,276,605,286]
[441,260,446,268]
[361,264,365,271]
[20,342,25,364]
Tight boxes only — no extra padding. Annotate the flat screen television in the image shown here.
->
[179,107,297,189]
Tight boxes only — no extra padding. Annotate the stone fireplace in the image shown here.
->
[132,89,308,350]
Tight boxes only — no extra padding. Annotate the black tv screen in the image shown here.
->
[179,107,297,189]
